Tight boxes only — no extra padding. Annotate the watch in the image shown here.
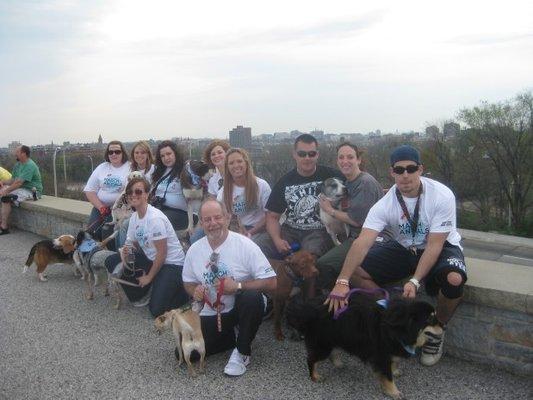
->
[409,278,421,291]
[236,282,243,293]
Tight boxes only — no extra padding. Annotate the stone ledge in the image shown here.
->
[459,228,533,249]
[19,195,92,222]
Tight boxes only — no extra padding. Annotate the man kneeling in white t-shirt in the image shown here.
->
[183,199,277,376]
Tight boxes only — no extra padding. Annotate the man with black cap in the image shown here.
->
[326,144,467,366]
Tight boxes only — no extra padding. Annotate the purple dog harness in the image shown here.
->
[332,287,390,320]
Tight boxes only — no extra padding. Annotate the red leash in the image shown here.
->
[204,278,225,332]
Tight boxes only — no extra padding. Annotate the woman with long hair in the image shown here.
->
[217,148,271,238]
[84,140,130,244]
[203,140,230,198]
[150,140,189,230]
[130,140,155,182]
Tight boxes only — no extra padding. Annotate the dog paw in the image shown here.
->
[22,266,29,274]
[392,368,401,378]
[38,273,48,282]
[85,292,94,300]
[275,331,285,341]
[310,373,324,383]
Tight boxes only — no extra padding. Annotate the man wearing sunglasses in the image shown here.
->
[183,199,276,377]
[254,134,343,259]
[327,144,467,367]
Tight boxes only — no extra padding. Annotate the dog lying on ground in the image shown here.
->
[286,294,443,400]
[106,170,145,233]
[75,230,122,308]
[317,177,348,246]
[269,250,318,341]
[24,234,81,282]
[180,160,213,235]
[154,303,206,377]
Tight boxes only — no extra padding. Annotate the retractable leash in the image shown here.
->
[85,207,110,233]
[333,287,390,320]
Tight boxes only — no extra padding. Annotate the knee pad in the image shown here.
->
[439,270,465,299]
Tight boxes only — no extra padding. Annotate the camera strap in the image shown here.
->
[153,170,173,201]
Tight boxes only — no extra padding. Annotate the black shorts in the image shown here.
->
[361,240,467,296]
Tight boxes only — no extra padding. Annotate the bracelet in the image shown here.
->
[408,278,421,291]
[335,278,350,287]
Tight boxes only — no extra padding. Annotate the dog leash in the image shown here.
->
[203,278,225,332]
[333,287,390,320]
[85,207,110,233]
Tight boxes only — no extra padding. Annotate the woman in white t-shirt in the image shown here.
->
[105,176,189,317]
[150,140,189,230]
[203,140,230,198]
[84,140,130,243]
[217,148,271,239]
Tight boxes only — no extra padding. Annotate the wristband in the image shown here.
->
[335,278,350,287]
[408,278,420,291]
[236,282,243,293]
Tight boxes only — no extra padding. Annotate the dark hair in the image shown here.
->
[203,140,231,169]
[104,141,128,163]
[294,134,318,148]
[151,140,185,185]
[126,176,151,195]
[336,142,361,158]
[20,145,31,156]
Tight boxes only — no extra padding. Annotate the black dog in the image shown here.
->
[286,294,442,399]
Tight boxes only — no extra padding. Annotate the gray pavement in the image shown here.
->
[462,238,533,267]
[1,230,531,400]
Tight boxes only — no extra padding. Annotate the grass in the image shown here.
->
[458,210,533,238]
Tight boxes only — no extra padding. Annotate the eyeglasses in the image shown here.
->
[296,150,318,158]
[201,214,224,223]
[108,150,122,155]
[126,188,144,196]
[392,165,419,175]
[208,252,219,274]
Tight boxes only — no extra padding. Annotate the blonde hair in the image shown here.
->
[130,141,154,174]
[222,148,258,214]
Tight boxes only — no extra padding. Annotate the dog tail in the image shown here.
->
[24,244,38,272]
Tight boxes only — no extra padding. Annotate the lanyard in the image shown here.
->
[395,183,423,252]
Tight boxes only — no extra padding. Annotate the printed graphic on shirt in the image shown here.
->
[103,174,124,192]
[134,224,149,249]
[202,259,230,311]
[447,257,466,272]
[398,213,429,246]
[232,194,257,215]
[284,182,322,229]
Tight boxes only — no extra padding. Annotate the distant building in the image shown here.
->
[229,125,252,149]
[443,122,460,137]
[8,141,21,151]
[425,125,439,136]
[309,129,324,140]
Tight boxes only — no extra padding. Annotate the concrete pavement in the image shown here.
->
[1,230,531,400]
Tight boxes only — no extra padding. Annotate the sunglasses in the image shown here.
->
[108,150,122,155]
[392,165,419,175]
[126,188,144,196]
[208,252,219,274]
[296,150,318,158]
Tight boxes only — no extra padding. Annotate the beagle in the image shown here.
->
[23,234,81,282]
[155,303,206,377]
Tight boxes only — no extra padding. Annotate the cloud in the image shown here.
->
[448,32,533,46]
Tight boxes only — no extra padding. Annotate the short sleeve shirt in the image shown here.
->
[183,231,276,316]
[363,177,462,249]
[12,159,43,195]
[84,162,131,206]
[153,167,188,211]
[266,166,343,230]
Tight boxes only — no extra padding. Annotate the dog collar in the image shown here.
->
[79,239,98,253]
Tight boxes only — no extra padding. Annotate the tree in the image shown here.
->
[458,92,533,231]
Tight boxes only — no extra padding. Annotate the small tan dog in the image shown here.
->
[155,304,206,377]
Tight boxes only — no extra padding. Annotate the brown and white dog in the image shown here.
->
[269,250,319,341]
[155,304,206,377]
[318,177,348,246]
[106,170,145,233]
[180,160,213,234]
[24,234,81,282]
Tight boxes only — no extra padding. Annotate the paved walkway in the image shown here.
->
[1,230,531,400]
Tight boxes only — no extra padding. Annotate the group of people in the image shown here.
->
[1,135,468,377]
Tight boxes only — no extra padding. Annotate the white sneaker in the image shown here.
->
[131,287,151,308]
[420,329,445,366]
[224,348,250,376]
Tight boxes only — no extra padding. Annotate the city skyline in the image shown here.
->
[1,0,532,147]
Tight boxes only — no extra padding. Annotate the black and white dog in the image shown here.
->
[317,177,348,246]
[179,160,213,234]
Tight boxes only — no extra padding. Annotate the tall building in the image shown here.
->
[443,122,460,137]
[229,125,252,149]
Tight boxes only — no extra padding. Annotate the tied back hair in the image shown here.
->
[222,148,259,215]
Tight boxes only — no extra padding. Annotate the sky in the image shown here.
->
[1,0,532,146]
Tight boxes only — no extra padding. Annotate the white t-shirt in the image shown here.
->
[153,167,187,210]
[134,164,155,183]
[217,177,271,227]
[183,231,276,316]
[363,177,462,249]
[207,170,223,196]
[84,162,131,206]
[126,205,185,265]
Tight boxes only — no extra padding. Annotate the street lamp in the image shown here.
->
[52,147,61,197]
[87,155,94,172]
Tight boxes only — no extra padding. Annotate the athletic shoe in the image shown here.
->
[131,287,151,307]
[224,348,250,376]
[420,329,446,366]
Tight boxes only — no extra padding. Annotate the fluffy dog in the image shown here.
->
[24,234,81,282]
[155,304,206,377]
[75,230,121,307]
[286,294,443,399]
[318,177,348,246]
[269,250,318,340]
[107,170,145,232]
[180,160,213,234]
